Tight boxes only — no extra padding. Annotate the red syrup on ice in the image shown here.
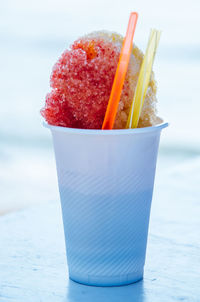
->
[41,37,121,129]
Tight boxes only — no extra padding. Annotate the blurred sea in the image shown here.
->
[0,0,200,213]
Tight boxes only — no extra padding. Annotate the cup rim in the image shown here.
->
[43,119,168,136]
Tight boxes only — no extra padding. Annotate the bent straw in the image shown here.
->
[102,12,138,130]
[126,29,161,129]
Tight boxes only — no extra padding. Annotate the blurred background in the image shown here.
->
[0,0,200,214]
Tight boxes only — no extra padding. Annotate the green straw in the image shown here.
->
[126,29,161,129]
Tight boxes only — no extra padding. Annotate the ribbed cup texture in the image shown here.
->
[50,127,162,286]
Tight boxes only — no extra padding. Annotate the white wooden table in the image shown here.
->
[0,157,199,301]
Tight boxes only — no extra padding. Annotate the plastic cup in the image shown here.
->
[44,121,168,286]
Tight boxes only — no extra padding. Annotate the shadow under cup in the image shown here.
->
[44,122,168,286]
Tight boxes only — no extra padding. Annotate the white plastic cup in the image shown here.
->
[44,122,168,286]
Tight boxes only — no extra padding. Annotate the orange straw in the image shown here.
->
[102,12,138,130]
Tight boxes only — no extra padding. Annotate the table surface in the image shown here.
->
[0,158,200,302]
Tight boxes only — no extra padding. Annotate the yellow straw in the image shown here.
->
[126,29,161,129]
